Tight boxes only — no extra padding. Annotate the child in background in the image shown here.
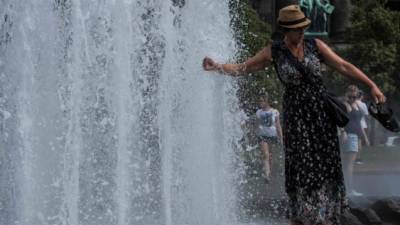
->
[256,93,283,182]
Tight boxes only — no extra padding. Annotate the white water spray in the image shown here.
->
[0,1,240,225]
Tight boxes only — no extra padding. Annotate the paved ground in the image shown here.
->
[237,145,400,224]
[353,146,400,196]
[354,146,400,174]
[353,173,400,196]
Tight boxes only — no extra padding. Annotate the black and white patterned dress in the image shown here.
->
[271,39,348,224]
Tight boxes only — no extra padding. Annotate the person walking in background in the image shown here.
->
[255,93,283,183]
[202,5,385,225]
[355,90,369,164]
[340,85,365,196]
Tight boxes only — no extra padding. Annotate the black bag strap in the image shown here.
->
[271,39,323,89]
[288,54,307,77]
[270,41,286,85]
[284,44,318,88]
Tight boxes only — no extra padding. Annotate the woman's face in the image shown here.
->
[284,27,306,44]
[258,97,268,108]
[347,91,358,103]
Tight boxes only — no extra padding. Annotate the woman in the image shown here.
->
[340,85,365,197]
[355,90,370,164]
[202,5,385,225]
[256,93,283,183]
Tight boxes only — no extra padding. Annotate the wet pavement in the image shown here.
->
[353,173,400,197]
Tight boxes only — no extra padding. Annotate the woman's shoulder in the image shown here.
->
[270,39,284,52]
[305,38,325,61]
[305,38,318,50]
[344,101,352,112]
[270,41,281,62]
[264,108,279,114]
[272,108,280,115]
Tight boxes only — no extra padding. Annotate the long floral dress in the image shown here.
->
[271,39,348,224]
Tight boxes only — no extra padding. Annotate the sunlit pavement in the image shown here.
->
[352,147,400,197]
[353,173,400,197]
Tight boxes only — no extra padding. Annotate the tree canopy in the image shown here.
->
[230,0,400,112]
[330,0,400,103]
[230,0,283,113]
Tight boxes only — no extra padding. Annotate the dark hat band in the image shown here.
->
[278,17,307,26]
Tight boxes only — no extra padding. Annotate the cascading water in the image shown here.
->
[0,1,242,225]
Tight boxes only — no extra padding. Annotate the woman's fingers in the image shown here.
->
[202,57,208,69]
[372,86,386,103]
[202,57,216,71]
[379,93,387,103]
[373,95,379,104]
[202,57,210,69]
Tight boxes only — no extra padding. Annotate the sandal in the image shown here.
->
[368,102,400,133]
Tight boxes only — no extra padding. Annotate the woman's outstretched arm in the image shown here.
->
[315,39,386,103]
[202,44,272,76]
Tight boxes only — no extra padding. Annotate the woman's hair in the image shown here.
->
[346,85,359,95]
[273,26,291,36]
[346,85,360,101]
[281,27,293,34]
[357,89,364,98]
[278,25,309,34]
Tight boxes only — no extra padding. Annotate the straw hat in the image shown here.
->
[278,5,311,29]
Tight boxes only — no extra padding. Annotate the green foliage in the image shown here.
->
[342,0,400,99]
[229,0,283,113]
[230,0,270,59]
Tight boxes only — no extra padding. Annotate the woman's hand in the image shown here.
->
[202,57,219,71]
[371,85,386,104]
[364,138,370,147]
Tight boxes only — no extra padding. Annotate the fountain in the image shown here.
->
[0,1,242,225]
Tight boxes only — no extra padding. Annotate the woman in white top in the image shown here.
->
[256,93,283,182]
[355,91,369,164]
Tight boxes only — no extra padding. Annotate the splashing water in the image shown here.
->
[0,1,243,225]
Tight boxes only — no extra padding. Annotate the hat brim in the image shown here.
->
[279,18,311,29]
